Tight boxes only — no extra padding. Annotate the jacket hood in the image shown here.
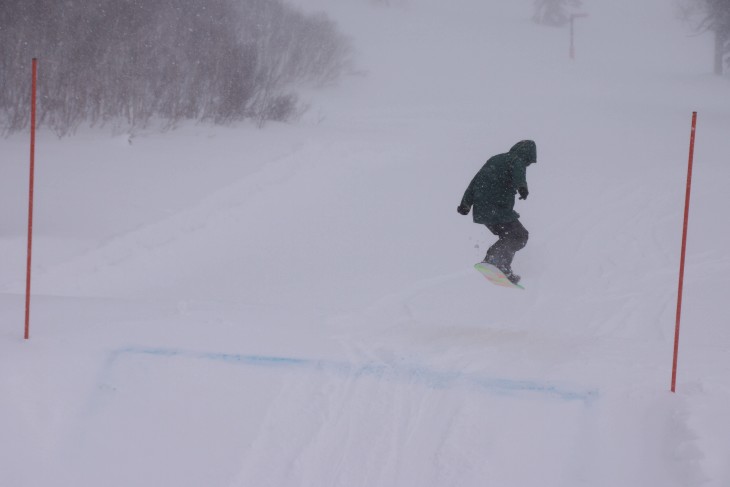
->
[509,140,537,164]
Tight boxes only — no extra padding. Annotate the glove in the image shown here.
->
[457,205,470,215]
[518,187,528,200]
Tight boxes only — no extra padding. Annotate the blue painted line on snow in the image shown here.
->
[108,346,598,403]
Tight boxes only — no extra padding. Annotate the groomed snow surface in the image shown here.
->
[2,0,729,485]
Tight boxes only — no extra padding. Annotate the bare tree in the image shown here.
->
[0,0,352,135]
[679,0,730,74]
[702,0,730,74]
[533,0,583,27]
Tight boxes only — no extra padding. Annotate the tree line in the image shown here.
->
[0,0,352,135]
[684,0,730,75]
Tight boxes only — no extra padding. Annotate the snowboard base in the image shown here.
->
[474,262,525,290]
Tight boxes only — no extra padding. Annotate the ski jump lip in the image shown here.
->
[99,346,599,404]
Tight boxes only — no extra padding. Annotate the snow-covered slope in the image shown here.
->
[2,0,729,486]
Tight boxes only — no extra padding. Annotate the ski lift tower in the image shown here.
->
[569,13,589,60]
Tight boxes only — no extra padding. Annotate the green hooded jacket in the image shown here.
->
[460,140,537,225]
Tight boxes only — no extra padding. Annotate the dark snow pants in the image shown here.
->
[484,220,529,270]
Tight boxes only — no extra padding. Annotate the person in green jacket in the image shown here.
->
[457,140,537,284]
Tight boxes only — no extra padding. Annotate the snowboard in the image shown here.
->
[474,262,525,290]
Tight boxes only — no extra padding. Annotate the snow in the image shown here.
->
[2,0,730,485]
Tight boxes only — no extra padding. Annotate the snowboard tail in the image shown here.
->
[474,262,524,290]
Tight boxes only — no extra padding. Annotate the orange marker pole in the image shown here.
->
[671,111,697,392]
[25,58,38,340]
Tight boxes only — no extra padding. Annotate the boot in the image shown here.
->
[482,257,520,285]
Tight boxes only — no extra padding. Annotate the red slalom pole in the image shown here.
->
[25,58,38,340]
[671,111,697,392]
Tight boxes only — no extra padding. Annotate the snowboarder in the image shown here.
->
[457,140,537,284]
